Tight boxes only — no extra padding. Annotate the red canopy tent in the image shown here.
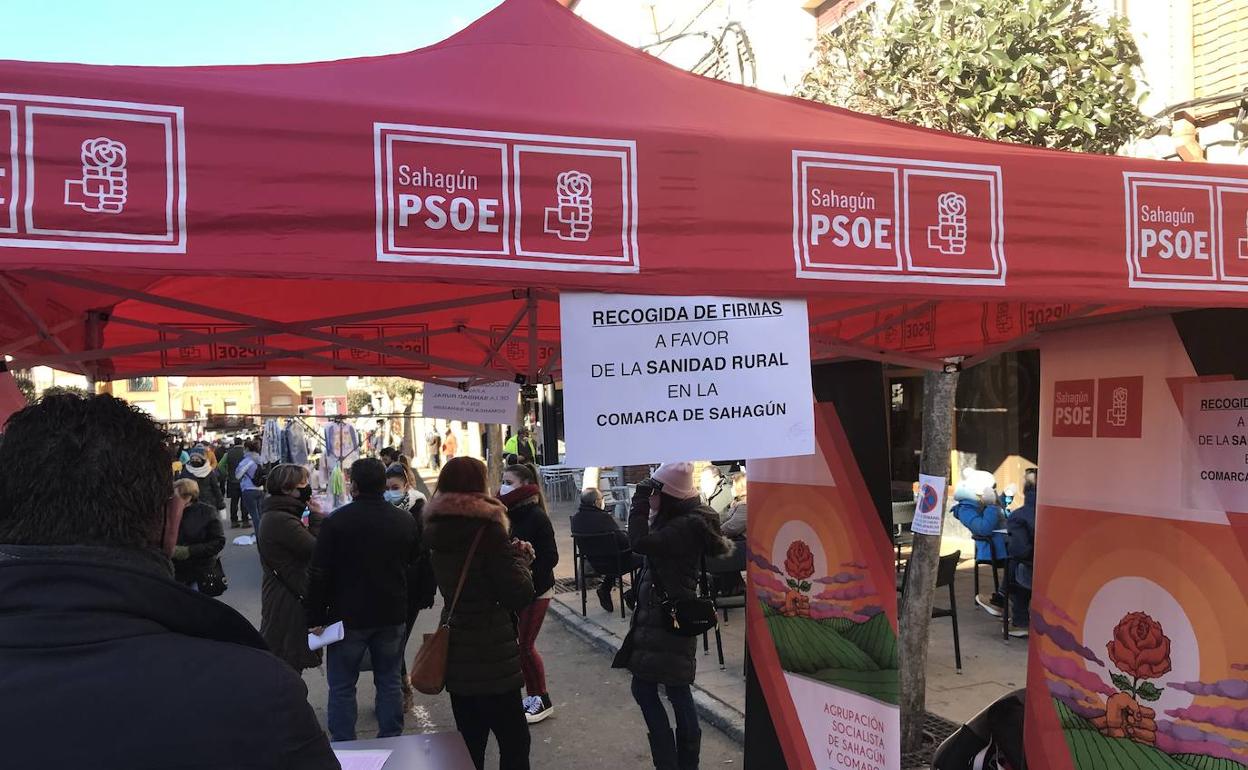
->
[0,0,1245,384]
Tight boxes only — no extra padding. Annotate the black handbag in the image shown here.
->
[198,558,229,597]
[652,569,718,638]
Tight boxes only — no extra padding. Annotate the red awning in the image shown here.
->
[0,0,1242,381]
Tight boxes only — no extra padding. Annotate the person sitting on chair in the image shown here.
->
[952,469,1007,617]
[570,488,642,613]
[719,472,748,540]
[1005,469,1037,638]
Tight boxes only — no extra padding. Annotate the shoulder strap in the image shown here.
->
[446,524,488,620]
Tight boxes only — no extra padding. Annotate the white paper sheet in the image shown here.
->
[307,621,344,651]
[332,749,392,770]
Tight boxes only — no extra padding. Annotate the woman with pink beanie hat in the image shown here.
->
[612,462,732,770]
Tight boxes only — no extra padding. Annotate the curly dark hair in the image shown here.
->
[0,393,172,548]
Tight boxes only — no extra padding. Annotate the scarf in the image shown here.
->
[500,483,540,509]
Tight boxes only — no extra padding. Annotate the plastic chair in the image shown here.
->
[571,531,636,620]
[701,543,747,670]
[899,550,962,672]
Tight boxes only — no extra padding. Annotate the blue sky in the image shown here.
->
[5,0,504,65]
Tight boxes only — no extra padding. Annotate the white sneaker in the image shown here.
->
[975,594,1005,617]
[524,695,554,724]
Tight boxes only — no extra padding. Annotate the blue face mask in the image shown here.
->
[384,490,405,505]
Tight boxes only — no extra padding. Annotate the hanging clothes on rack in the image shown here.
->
[324,421,360,469]
[260,419,282,464]
[284,419,310,467]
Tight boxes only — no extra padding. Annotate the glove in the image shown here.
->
[172,546,190,561]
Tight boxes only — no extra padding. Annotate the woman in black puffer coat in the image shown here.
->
[613,463,732,770]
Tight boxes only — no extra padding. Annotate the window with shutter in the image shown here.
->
[1192,0,1248,101]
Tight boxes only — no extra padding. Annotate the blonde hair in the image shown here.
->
[173,478,200,502]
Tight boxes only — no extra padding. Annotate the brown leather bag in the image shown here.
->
[409,525,486,695]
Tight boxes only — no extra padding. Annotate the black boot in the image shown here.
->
[647,731,679,770]
[675,727,702,770]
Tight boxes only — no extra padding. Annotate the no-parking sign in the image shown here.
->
[911,473,946,536]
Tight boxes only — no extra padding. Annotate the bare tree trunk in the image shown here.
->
[486,423,504,493]
[899,368,959,752]
[401,399,415,458]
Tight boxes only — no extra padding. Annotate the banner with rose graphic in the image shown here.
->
[745,400,899,770]
[1027,315,1248,770]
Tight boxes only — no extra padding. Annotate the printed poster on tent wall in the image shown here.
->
[746,401,899,770]
[1026,315,1248,770]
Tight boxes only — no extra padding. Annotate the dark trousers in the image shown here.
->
[599,552,645,589]
[450,690,531,770]
[631,676,700,748]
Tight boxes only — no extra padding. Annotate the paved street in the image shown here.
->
[218,529,744,768]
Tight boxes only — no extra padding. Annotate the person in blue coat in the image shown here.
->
[952,469,1008,617]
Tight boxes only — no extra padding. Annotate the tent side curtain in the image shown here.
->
[0,271,1129,379]
[0,0,1244,376]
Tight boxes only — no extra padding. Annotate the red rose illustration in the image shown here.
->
[784,540,815,581]
[1107,612,1172,681]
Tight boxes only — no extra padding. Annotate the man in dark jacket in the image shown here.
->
[0,393,337,770]
[1005,470,1037,638]
[571,488,642,612]
[220,439,247,527]
[304,457,420,742]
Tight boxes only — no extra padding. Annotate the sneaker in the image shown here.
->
[1008,623,1030,638]
[976,594,1005,617]
[597,583,615,613]
[525,694,554,724]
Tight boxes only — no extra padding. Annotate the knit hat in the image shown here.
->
[189,446,207,458]
[652,462,697,501]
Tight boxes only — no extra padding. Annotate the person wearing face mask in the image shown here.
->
[570,488,642,613]
[0,394,339,769]
[304,458,421,741]
[386,462,436,711]
[257,463,325,673]
[499,463,559,725]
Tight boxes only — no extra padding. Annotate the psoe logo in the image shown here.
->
[65,137,127,214]
[544,170,592,242]
[1051,376,1144,439]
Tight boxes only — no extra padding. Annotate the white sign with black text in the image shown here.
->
[560,293,814,466]
[421,380,519,426]
[910,474,947,536]
[1183,379,1248,513]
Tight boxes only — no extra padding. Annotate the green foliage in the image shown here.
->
[1111,672,1133,693]
[796,0,1149,154]
[14,372,35,404]
[347,390,373,414]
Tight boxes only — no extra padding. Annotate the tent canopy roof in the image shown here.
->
[0,0,1243,381]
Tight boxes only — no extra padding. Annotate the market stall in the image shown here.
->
[3,1,1247,768]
